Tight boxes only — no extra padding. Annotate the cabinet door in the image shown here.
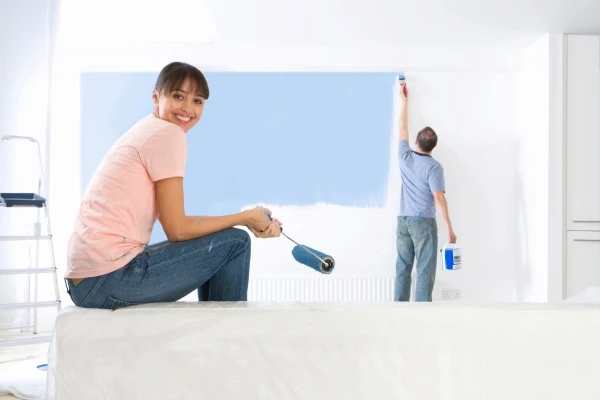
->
[566,231,600,298]
[566,35,600,231]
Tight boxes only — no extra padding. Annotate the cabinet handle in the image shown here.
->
[572,220,600,223]
[573,239,600,242]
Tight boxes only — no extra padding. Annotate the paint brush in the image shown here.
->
[398,72,407,96]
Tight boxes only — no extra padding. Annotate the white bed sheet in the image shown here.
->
[46,301,600,400]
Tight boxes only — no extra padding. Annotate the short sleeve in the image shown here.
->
[428,165,445,193]
[398,140,412,162]
[139,125,188,182]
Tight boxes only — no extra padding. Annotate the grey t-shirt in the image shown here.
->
[398,140,445,218]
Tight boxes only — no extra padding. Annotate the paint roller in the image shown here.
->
[263,211,335,274]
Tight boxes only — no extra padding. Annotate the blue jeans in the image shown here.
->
[66,227,251,310]
[395,216,438,302]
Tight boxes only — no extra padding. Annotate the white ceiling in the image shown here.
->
[205,0,600,47]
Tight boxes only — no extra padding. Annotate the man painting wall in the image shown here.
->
[395,81,457,302]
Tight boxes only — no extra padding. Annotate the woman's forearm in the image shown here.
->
[168,213,248,242]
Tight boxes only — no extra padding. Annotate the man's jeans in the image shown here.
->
[66,227,251,310]
[395,216,438,302]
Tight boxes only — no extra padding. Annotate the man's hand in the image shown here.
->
[400,83,408,101]
[447,228,457,244]
[248,218,282,239]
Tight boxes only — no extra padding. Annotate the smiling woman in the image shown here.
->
[64,61,283,310]
[151,62,210,131]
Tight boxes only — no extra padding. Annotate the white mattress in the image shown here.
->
[46,302,600,400]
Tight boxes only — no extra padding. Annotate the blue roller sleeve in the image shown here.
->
[291,245,335,274]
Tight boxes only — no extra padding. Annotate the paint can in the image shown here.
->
[440,241,461,270]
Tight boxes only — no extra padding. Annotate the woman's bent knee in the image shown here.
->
[225,227,251,251]
[229,227,250,241]
[209,227,251,257]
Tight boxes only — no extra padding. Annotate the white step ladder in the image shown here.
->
[0,135,61,346]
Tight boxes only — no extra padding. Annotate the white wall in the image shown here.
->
[247,69,535,303]
[49,37,551,306]
[514,34,551,301]
[0,0,53,329]
[0,2,570,334]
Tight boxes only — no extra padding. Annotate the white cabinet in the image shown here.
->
[566,35,600,232]
[565,34,600,299]
[566,231,600,298]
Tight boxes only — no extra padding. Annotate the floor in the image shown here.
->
[0,331,51,400]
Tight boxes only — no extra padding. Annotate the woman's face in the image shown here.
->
[152,79,205,133]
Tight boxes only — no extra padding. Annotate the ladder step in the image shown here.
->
[0,301,60,310]
[0,235,52,241]
[0,334,52,347]
[0,268,56,275]
[0,324,35,330]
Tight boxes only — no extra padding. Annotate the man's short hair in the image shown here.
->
[417,126,438,152]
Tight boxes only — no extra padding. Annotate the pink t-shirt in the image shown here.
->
[65,114,188,279]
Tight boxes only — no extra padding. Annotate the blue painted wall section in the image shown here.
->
[81,72,396,243]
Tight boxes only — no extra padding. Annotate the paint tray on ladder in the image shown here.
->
[0,192,47,207]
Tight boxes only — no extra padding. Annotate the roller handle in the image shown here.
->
[263,209,284,233]
[262,210,330,268]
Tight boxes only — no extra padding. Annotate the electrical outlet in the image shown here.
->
[442,289,460,301]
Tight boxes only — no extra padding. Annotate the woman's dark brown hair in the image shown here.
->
[154,62,210,99]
